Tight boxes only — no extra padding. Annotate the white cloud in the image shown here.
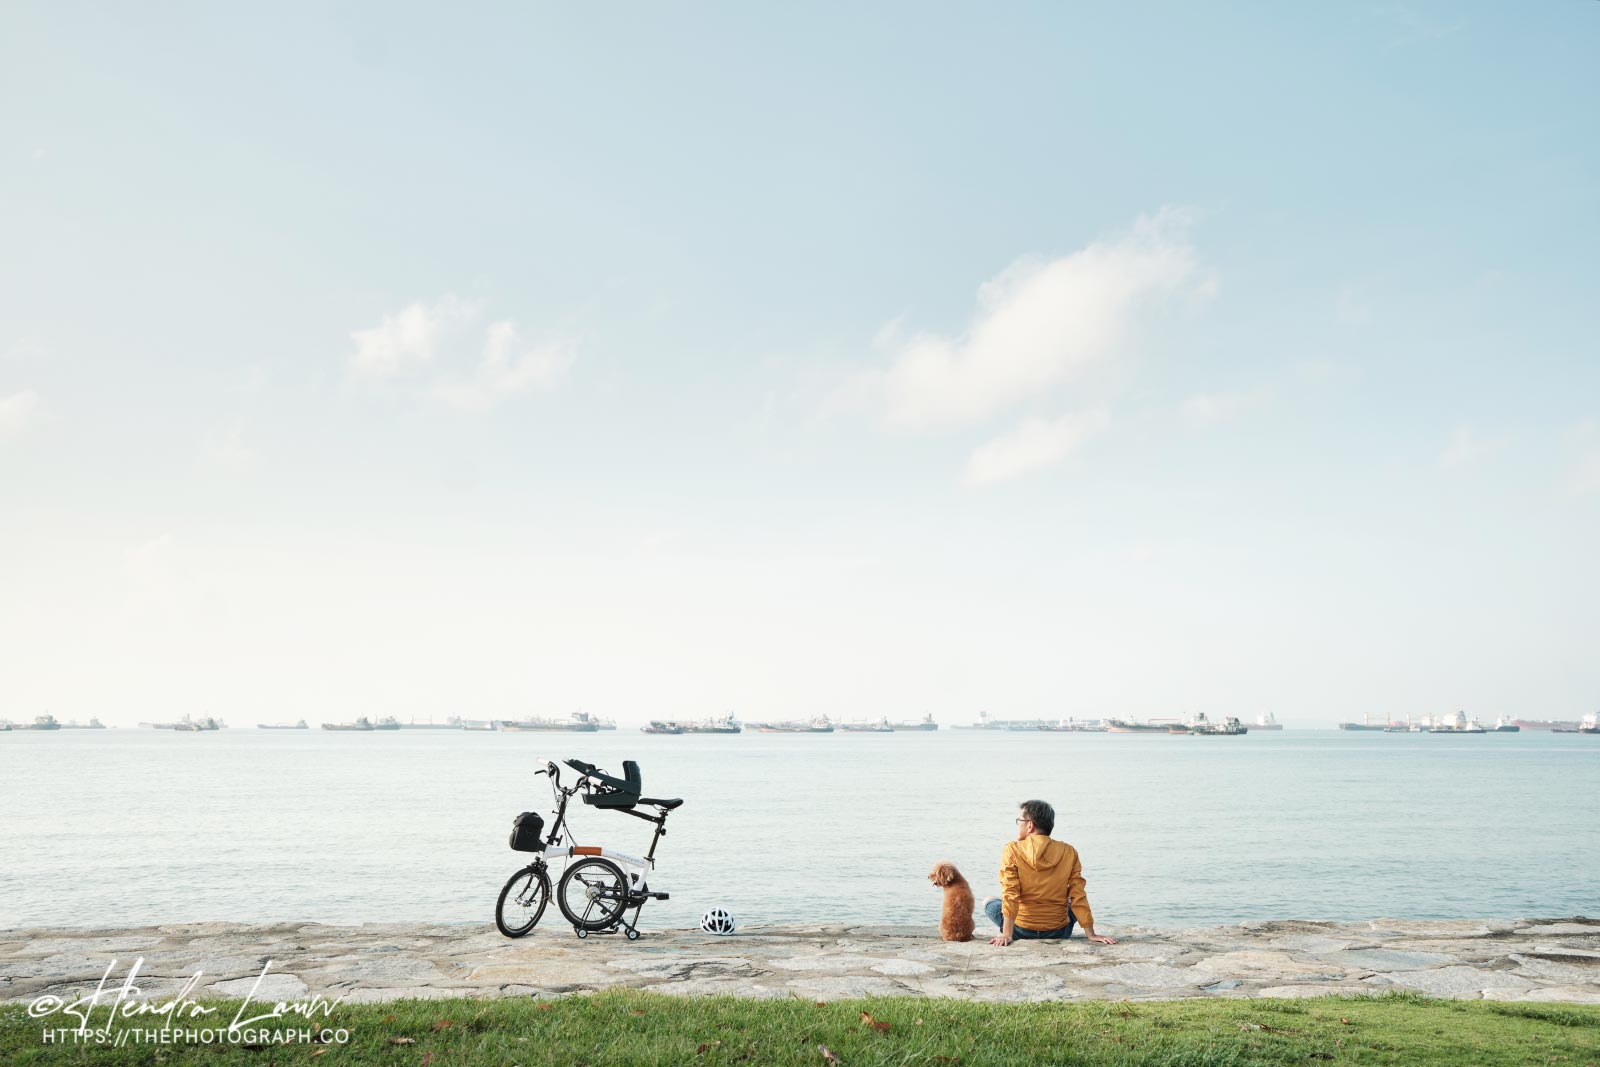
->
[867,209,1202,429]
[433,322,574,411]
[1335,284,1373,326]
[200,423,258,475]
[1575,457,1600,497]
[870,314,907,351]
[1440,424,1503,470]
[349,295,481,377]
[1378,5,1462,49]
[0,389,42,437]
[1570,421,1600,496]
[963,408,1110,486]
[1295,357,1359,386]
[4,336,49,363]
[124,533,175,581]
[1181,387,1270,428]
[350,297,574,409]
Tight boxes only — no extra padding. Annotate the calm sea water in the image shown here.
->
[2,729,1595,933]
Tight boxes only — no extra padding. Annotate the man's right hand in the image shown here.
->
[988,933,1013,947]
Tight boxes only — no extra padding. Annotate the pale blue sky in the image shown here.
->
[2,3,1596,726]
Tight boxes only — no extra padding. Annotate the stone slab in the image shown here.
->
[204,973,310,1000]
[1379,965,1535,999]
[1318,948,1458,971]
[1,918,1596,1004]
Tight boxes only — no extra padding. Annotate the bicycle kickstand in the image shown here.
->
[618,902,646,941]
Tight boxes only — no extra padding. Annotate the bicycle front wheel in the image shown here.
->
[557,857,630,931]
[495,866,551,938]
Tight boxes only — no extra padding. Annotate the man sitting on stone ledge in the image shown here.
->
[983,799,1117,947]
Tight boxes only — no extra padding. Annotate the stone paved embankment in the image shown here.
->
[4,918,1598,1005]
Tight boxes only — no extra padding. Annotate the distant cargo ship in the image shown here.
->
[954,711,1048,730]
[174,715,224,731]
[1189,713,1249,736]
[460,719,497,731]
[396,716,462,730]
[143,714,222,731]
[752,718,834,733]
[59,717,107,729]
[1337,715,1396,731]
[179,716,224,735]
[1429,710,1486,734]
[496,713,601,733]
[257,719,308,730]
[15,714,62,731]
[641,720,685,735]
[1251,713,1283,731]
[1105,718,1181,734]
[322,717,375,731]
[838,718,894,733]
[682,714,742,734]
[1511,719,1581,731]
[892,714,939,731]
[1492,717,1520,733]
[1580,713,1599,736]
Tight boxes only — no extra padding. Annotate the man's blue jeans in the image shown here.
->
[984,898,1076,939]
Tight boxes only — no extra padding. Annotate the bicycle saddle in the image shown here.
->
[639,797,683,810]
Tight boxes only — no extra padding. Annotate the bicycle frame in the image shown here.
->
[526,760,674,896]
[548,844,655,890]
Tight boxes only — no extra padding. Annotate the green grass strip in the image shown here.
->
[3,990,1598,1066]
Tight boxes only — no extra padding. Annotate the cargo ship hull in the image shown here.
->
[1106,720,1177,733]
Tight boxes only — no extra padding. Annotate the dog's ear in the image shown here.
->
[929,862,953,886]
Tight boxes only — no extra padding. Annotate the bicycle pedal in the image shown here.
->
[649,892,670,900]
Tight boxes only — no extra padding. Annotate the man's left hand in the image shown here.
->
[988,934,1013,947]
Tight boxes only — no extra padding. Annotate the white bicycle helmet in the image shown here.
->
[700,908,735,936]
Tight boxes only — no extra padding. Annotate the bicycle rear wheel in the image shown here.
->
[495,866,551,938]
[557,857,630,931]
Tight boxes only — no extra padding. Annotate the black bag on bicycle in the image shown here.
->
[509,811,545,852]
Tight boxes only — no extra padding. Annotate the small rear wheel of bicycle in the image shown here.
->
[495,866,551,938]
[557,857,629,931]
[625,927,640,941]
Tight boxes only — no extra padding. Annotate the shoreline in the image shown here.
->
[4,917,1597,1005]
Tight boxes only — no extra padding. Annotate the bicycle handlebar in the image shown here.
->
[538,760,573,799]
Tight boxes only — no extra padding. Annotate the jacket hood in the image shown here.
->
[1013,834,1067,871]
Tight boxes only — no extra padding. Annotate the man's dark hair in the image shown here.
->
[1019,799,1055,836]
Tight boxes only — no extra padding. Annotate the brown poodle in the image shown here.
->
[928,861,975,942]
